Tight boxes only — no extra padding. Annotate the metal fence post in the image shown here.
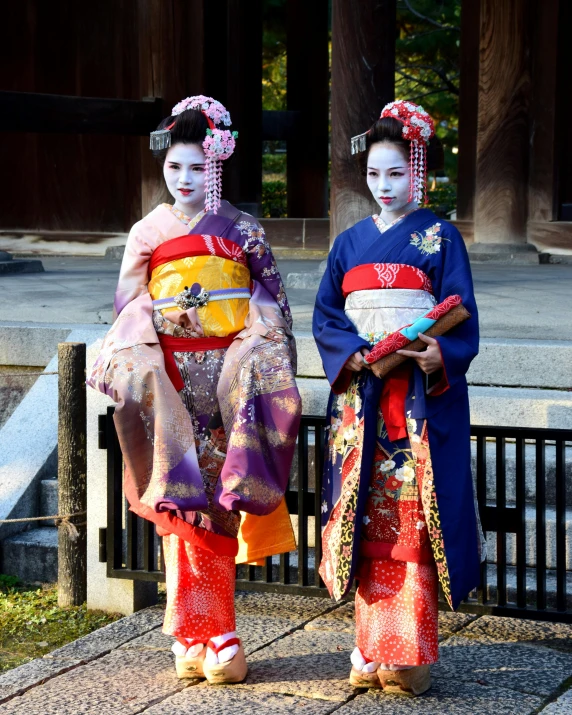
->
[57,342,87,607]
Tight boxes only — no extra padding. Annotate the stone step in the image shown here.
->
[294,331,572,390]
[0,527,57,582]
[295,377,572,430]
[40,479,58,526]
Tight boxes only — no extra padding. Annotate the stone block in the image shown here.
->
[469,242,539,265]
[46,606,165,663]
[295,377,330,417]
[286,272,324,290]
[468,385,572,429]
[0,657,79,705]
[1,526,58,582]
[454,615,572,653]
[234,629,356,702]
[144,687,339,715]
[541,687,572,713]
[0,649,189,714]
[438,611,479,641]
[439,635,572,697]
[40,478,58,525]
[0,257,44,274]
[305,602,355,633]
[234,590,333,622]
[0,321,88,367]
[342,679,542,714]
[468,339,572,390]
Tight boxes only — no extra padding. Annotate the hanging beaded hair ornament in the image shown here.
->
[149,95,238,214]
[350,100,435,204]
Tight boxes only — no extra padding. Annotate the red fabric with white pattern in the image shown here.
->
[341,263,433,298]
[364,294,462,364]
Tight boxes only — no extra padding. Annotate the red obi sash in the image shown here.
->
[149,233,247,277]
[159,333,238,392]
[341,263,433,298]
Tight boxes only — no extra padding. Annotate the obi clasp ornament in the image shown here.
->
[173,284,210,310]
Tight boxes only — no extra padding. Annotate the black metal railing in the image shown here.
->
[99,407,572,622]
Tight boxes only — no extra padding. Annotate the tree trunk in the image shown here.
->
[58,342,87,607]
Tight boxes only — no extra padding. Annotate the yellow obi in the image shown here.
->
[148,235,251,338]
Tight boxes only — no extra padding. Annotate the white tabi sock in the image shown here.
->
[171,638,204,658]
[205,630,239,665]
[351,647,380,673]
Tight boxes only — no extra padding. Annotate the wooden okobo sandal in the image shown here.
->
[203,637,248,685]
[349,666,381,688]
[376,665,431,696]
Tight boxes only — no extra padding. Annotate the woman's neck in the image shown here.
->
[173,200,204,219]
[378,200,419,225]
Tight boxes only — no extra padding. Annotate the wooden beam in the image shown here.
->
[473,0,532,245]
[0,91,163,135]
[330,0,396,240]
[456,0,481,221]
[286,0,329,218]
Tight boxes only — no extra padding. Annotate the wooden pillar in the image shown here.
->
[58,343,87,607]
[224,0,263,215]
[330,0,396,240]
[286,0,329,218]
[456,0,481,222]
[528,0,560,223]
[472,0,532,246]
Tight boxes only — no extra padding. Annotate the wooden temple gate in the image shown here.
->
[0,0,571,256]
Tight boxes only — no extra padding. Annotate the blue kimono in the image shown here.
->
[312,209,481,609]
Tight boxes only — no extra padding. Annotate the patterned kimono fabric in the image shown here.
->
[329,217,439,665]
[90,202,299,642]
[315,211,475,667]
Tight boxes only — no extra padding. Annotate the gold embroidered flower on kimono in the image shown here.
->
[410,222,449,255]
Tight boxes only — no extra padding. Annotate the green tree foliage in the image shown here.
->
[262,0,287,111]
[396,0,461,182]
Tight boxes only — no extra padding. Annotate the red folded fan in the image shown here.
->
[364,295,470,379]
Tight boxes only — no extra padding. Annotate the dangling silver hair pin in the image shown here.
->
[149,120,176,151]
[350,131,368,155]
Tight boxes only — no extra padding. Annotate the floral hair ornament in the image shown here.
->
[351,100,435,204]
[149,95,238,213]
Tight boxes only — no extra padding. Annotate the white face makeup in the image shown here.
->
[163,143,206,216]
[366,142,417,223]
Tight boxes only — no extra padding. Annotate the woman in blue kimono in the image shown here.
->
[313,101,482,696]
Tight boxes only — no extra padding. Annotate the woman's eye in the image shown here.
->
[390,172,404,177]
[169,164,180,170]
[193,166,205,172]
[367,171,377,177]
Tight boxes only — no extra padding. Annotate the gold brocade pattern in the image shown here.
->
[411,422,453,607]
[148,254,250,337]
[223,342,298,428]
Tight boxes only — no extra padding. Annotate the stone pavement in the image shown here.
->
[1,591,572,714]
[1,256,572,339]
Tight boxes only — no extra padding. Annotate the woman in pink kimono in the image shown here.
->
[89,96,301,683]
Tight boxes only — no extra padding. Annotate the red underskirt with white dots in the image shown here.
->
[161,533,236,641]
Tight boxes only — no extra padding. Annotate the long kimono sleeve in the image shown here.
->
[313,235,370,393]
[113,219,160,318]
[239,220,293,329]
[430,225,479,393]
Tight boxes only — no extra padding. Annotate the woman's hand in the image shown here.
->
[396,333,443,374]
[344,348,371,372]
[163,307,204,336]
